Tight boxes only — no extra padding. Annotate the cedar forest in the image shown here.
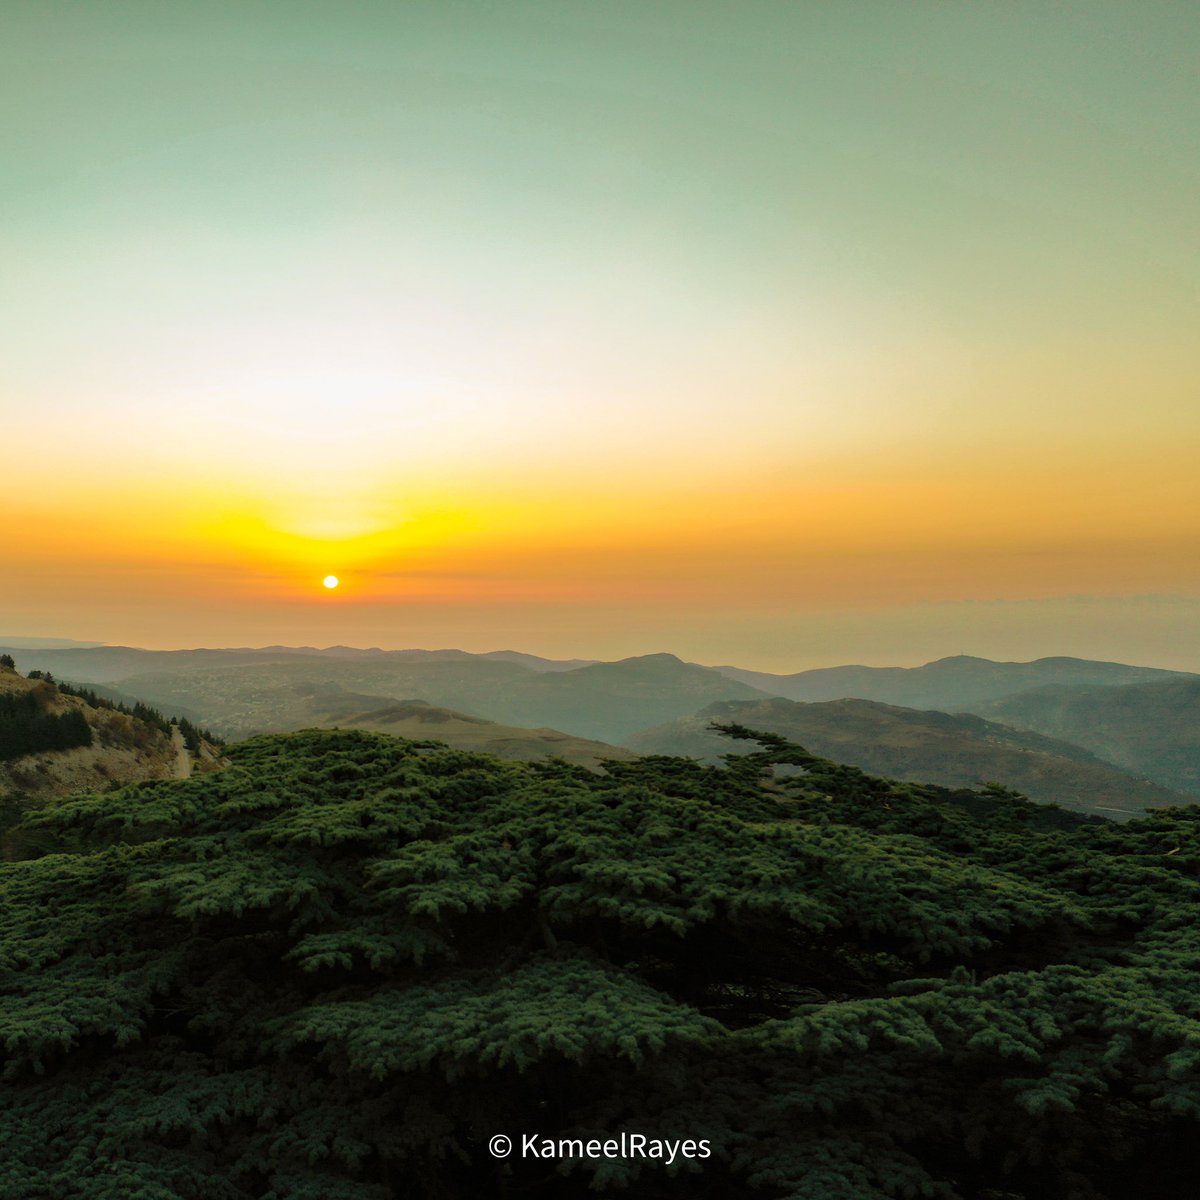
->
[2,725,1199,1198]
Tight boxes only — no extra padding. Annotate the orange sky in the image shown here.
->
[2,4,1197,669]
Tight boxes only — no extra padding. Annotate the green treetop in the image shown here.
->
[2,727,1199,1198]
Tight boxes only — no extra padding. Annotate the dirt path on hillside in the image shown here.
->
[170,726,192,779]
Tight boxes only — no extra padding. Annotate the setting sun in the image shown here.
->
[2,2,1196,675]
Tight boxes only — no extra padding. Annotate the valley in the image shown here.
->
[4,641,1196,819]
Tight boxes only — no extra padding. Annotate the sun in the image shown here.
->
[323,575,339,590]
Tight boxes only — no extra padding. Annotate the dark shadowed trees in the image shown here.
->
[2,727,1200,1198]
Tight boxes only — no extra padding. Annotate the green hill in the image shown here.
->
[3,727,1200,1197]
[312,697,637,769]
[973,676,1200,796]
[490,653,771,742]
[101,652,772,745]
[0,661,182,820]
[715,654,1190,709]
[628,697,1188,818]
[20,662,636,770]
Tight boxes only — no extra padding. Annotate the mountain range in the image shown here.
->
[3,642,1197,818]
[971,676,1200,796]
[629,697,1186,817]
[6,650,768,746]
[714,654,1188,709]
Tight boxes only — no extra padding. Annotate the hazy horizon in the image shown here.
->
[4,604,1200,677]
[4,4,1197,673]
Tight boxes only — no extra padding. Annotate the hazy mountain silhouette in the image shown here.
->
[33,651,767,746]
[76,671,635,769]
[972,677,1200,796]
[628,696,1187,818]
[713,654,1191,710]
[0,644,589,685]
[5,642,1196,805]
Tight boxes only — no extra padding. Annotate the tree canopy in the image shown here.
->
[2,726,1199,1198]
[0,690,92,761]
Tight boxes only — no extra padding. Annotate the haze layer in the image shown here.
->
[3,3,1197,668]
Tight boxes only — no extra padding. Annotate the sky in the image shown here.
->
[2,1,1198,670]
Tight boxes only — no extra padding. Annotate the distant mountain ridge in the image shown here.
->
[5,642,1197,809]
[74,672,636,769]
[628,696,1188,818]
[973,677,1200,796]
[5,643,1189,707]
[80,652,771,746]
[0,644,592,685]
[712,654,1193,710]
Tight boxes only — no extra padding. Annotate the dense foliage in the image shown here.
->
[176,714,222,751]
[0,690,92,762]
[2,726,1200,1198]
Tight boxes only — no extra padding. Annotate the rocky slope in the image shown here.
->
[0,662,222,818]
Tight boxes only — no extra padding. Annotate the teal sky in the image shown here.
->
[3,2,1198,667]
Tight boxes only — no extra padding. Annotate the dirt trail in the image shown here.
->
[170,726,192,779]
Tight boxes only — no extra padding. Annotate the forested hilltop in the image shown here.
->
[0,659,223,826]
[3,727,1200,1199]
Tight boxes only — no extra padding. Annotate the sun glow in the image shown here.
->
[323,576,339,590]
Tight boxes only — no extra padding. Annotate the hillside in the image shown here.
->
[973,676,1200,796]
[0,662,179,813]
[9,641,1192,746]
[87,652,771,745]
[18,656,635,768]
[4,727,1200,1198]
[315,700,636,769]
[494,653,772,742]
[99,658,544,736]
[163,673,638,769]
[8,643,1194,794]
[628,696,1187,817]
[714,654,1190,709]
